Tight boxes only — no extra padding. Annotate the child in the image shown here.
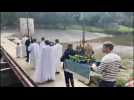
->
[16,43,21,58]
[61,44,76,87]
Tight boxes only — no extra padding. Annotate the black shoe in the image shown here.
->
[56,72,60,74]
[66,84,70,87]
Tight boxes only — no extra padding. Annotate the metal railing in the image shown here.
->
[0,46,37,87]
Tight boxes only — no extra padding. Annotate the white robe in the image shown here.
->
[16,45,21,58]
[54,43,63,72]
[40,45,56,82]
[40,45,50,82]
[21,37,28,57]
[48,46,57,80]
[28,43,42,82]
[40,41,45,47]
[28,43,40,69]
[35,43,50,83]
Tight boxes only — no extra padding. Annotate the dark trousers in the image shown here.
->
[26,48,29,62]
[64,71,74,87]
[99,80,116,87]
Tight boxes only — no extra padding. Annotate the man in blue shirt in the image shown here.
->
[61,44,76,87]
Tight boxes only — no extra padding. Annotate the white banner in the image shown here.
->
[19,18,34,36]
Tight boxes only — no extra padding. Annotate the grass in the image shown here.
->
[68,25,105,33]
[118,25,134,33]
[67,25,82,30]
[89,34,133,46]
[68,25,134,34]
[109,35,133,46]
[86,26,104,33]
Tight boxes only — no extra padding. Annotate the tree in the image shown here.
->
[1,12,133,30]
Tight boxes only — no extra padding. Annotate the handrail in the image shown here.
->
[0,46,37,87]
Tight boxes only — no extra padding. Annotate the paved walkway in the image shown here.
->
[1,36,88,87]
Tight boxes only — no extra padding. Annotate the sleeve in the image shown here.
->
[61,51,66,62]
[92,56,107,74]
[96,62,107,74]
[25,40,27,46]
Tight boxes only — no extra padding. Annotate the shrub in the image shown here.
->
[116,78,128,87]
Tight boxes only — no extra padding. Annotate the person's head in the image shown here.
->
[45,40,50,45]
[102,41,114,54]
[33,39,37,43]
[49,42,54,46]
[67,44,73,50]
[17,43,20,45]
[41,37,45,41]
[55,39,59,43]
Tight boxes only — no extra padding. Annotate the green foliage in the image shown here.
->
[69,55,96,63]
[1,12,133,31]
[130,72,134,78]
[118,25,134,33]
[86,26,105,33]
[116,78,127,87]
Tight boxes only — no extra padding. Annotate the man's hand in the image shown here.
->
[119,66,127,70]
[91,63,97,71]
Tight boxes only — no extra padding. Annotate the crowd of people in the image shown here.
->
[15,35,131,87]
[16,35,63,83]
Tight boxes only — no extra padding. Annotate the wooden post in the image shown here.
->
[26,12,30,37]
[82,20,85,48]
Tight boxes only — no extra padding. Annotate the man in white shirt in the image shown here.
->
[91,41,123,87]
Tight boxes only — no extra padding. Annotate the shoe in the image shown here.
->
[56,72,60,74]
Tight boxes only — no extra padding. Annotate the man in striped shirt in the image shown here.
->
[91,41,122,87]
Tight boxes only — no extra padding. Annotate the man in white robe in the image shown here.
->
[16,43,21,58]
[54,39,63,74]
[40,40,56,82]
[40,37,45,47]
[40,42,50,82]
[21,36,28,57]
[48,44,57,80]
[28,39,40,69]
[28,39,41,83]
[39,37,46,54]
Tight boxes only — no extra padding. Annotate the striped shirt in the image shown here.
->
[97,53,122,82]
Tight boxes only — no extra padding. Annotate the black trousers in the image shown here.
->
[64,71,74,87]
[26,48,29,62]
[99,80,116,87]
